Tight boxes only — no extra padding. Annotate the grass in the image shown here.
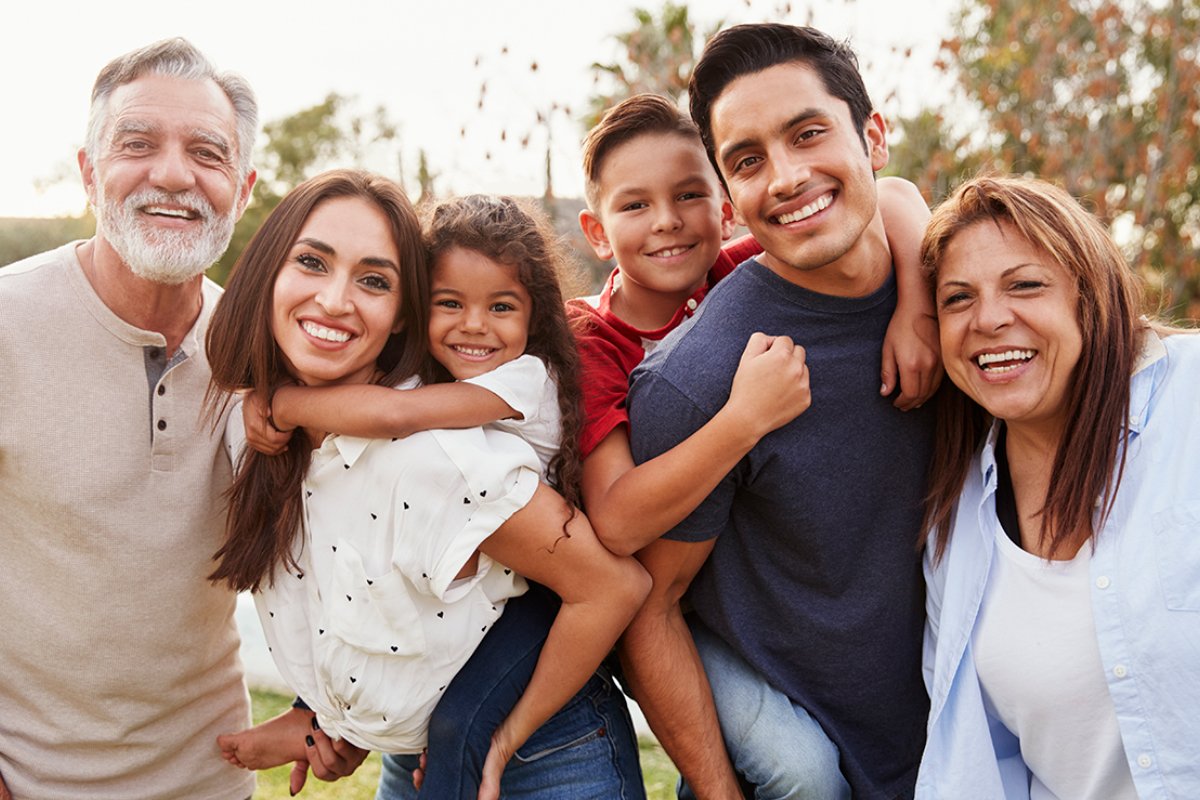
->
[248,688,679,799]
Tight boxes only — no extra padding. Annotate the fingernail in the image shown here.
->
[306,734,315,747]
[311,716,320,730]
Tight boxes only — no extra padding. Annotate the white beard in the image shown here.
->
[94,185,237,285]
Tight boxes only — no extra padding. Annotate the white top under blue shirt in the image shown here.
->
[918,331,1200,799]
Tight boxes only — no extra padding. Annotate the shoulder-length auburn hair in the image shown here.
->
[423,194,586,513]
[921,175,1144,562]
[206,169,427,592]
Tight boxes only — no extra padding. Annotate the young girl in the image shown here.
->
[208,175,650,798]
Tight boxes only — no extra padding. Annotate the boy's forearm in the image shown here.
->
[878,176,934,318]
[591,408,758,556]
[273,383,515,439]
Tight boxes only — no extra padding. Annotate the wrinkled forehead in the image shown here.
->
[101,74,239,150]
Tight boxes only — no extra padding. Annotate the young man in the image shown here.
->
[623,24,937,799]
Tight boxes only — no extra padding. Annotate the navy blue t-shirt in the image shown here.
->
[629,258,933,799]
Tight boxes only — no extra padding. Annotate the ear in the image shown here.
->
[579,209,614,261]
[235,169,257,220]
[391,313,406,335]
[719,198,736,241]
[864,111,889,173]
[78,148,98,207]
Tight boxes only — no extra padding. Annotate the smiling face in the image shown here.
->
[710,62,888,294]
[582,132,733,313]
[936,220,1083,439]
[81,74,254,283]
[428,247,533,380]
[271,196,404,387]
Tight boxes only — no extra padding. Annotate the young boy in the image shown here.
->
[571,92,936,557]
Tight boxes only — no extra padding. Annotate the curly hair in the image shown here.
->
[423,195,586,514]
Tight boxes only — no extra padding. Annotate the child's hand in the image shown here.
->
[243,388,293,455]
[289,720,370,794]
[478,733,515,800]
[728,332,811,437]
[880,307,942,411]
[411,749,428,790]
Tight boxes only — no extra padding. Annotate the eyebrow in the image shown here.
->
[191,128,233,159]
[294,238,400,273]
[611,177,710,200]
[109,119,159,140]
[431,286,524,302]
[718,107,826,165]
[109,119,233,159]
[938,263,1043,288]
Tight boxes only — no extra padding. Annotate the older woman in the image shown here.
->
[916,175,1199,799]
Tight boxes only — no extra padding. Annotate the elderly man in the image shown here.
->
[0,39,261,800]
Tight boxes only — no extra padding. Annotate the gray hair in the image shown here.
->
[85,38,258,179]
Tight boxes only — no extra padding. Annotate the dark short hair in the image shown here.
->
[689,23,873,175]
[582,93,703,208]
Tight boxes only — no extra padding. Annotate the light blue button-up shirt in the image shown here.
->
[918,331,1200,799]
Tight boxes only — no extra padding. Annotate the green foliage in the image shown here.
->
[893,0,1200,318]
[584,2,719,129]
[0,215,95,268]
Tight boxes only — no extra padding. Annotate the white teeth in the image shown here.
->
[649,246,691,258]
[775,194,832,225]
[301,321,351,342]
[453,346,493,357]
[144,205,197,219]
[977,349,1035,369]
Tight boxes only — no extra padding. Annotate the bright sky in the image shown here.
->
[1,0,958,218]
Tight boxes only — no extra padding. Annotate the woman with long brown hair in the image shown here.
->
[916,175,1200,798]
[205,170,649,798]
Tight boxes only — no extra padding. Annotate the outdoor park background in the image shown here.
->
[1,0,1196,795]
[2,0,1198,318]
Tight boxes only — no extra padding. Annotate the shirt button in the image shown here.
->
[157,419,167,431]
[157,384,166,396]
[1096,575,1111,589]
[1137,754,1152,769]
[686,298,698,311]
[1113,664,1128,678]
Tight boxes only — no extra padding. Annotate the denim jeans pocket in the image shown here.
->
[512,676,609,763]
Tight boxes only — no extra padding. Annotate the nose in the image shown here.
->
[767,146,811,200]
[651,203,683,234]
[315,275,354,316]
[972,292,1014,333]
[459,305,487,333]
[147,145,197,193]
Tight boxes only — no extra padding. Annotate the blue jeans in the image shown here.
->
[375,584,645,800]
[678,618,850,800]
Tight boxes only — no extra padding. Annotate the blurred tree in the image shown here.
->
[0,215,94,267]
[209,93,404,285]
[584,2,718,129]
[416,149,438,206]
[905,0,1200,317]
